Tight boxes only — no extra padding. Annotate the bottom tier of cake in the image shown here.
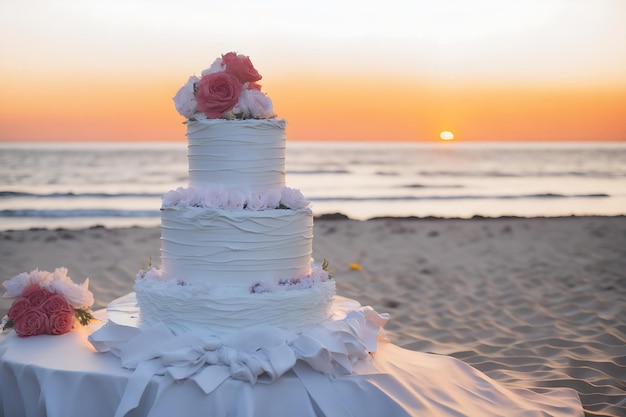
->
[135,274,336,336]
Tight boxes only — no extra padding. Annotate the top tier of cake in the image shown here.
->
[187,118,287,190]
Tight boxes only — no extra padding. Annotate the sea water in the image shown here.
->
[1,141,625,230]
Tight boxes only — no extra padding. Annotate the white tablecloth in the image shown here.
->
[0,296,583,417]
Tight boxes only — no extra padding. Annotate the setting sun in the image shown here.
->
[440,131,455,141]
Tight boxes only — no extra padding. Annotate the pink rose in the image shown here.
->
[41,293,73,315]
[23,285,50,308]
[195,72,243,119]
[14,308,48,337]
[7,296,31,321]
[47,309,75,335]
[221,52,262,84]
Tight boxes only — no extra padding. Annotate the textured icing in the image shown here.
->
[160,206,314,288]
[135,278,336,335]
[187,118,286,190]
[134,115,335,335]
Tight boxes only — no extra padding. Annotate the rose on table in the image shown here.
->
[1,268,95,337]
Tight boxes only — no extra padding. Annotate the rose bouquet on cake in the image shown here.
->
[1,268,94,337]
[174,52,275,120]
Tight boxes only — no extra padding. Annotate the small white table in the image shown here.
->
[0,296,583,417]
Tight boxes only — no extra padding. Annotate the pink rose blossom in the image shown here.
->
[7,296,31,321]
[234,89,275,119]
[47,309,75,335]
[195,72,243,119]
[41,293,73,315]
[221,52,262,84]
[173,75,199,119]
[23,285,50,308]
[14,308,48,337]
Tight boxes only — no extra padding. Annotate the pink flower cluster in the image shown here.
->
[7,284,75,337]
[173,52,275,120]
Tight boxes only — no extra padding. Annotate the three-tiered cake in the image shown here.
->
[134,53,335,335]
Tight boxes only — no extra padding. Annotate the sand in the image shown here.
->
[1,216,624,417]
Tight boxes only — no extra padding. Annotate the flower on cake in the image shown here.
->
[249,259,334,294]
[161,187,309,211]
[1,268,95,337]
[173,52,276,120]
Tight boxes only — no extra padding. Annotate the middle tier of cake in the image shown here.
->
[160,205,314,289]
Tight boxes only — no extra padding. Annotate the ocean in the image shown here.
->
[1,141,625,231]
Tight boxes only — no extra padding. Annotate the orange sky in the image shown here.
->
[1,72,624,143]
[1,1,625,143]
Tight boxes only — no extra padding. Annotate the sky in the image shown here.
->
[1,0,625,142]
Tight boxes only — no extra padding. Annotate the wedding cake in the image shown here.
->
[134,52,335,335]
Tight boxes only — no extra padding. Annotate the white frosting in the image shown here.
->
[135,278,336,335]
[187,118,287,190]
[160,206,314,289]
[134,116,336,335]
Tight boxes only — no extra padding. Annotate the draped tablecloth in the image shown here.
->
[0,294,583,417]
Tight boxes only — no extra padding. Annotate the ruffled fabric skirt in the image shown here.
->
[0,294,583,417]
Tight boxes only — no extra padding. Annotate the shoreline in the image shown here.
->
[1,216,625,416]
[3,213,624,233]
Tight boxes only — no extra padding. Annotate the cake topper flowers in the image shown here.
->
[174,52,275,121]
[1,268,95,337]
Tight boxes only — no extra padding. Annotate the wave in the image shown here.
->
[287,169,625,178]
[416,170,625,178]
[0,191,163,199]
[310,193,610,202]
[288,169,351,175]
[1,209,160,218]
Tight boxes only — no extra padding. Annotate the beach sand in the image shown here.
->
[1,216,624,417]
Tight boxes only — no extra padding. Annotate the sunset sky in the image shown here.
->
[1,0,625,142]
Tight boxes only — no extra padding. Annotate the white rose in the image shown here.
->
[247,191,268,211]
[201,57,224,75]
[51,267,70,283]
[2,269,55,297]
[265,189,282,208]
[2,272,29,297]
[50,278,94,308]
[201,188,228,208]
[280,187,309,209]
[173,76,199,119]
[234,89,275,119]
[227,189,246,209]
[162,187,185,207]
[179,187,201,207]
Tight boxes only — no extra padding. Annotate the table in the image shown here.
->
[0,295,583,417]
